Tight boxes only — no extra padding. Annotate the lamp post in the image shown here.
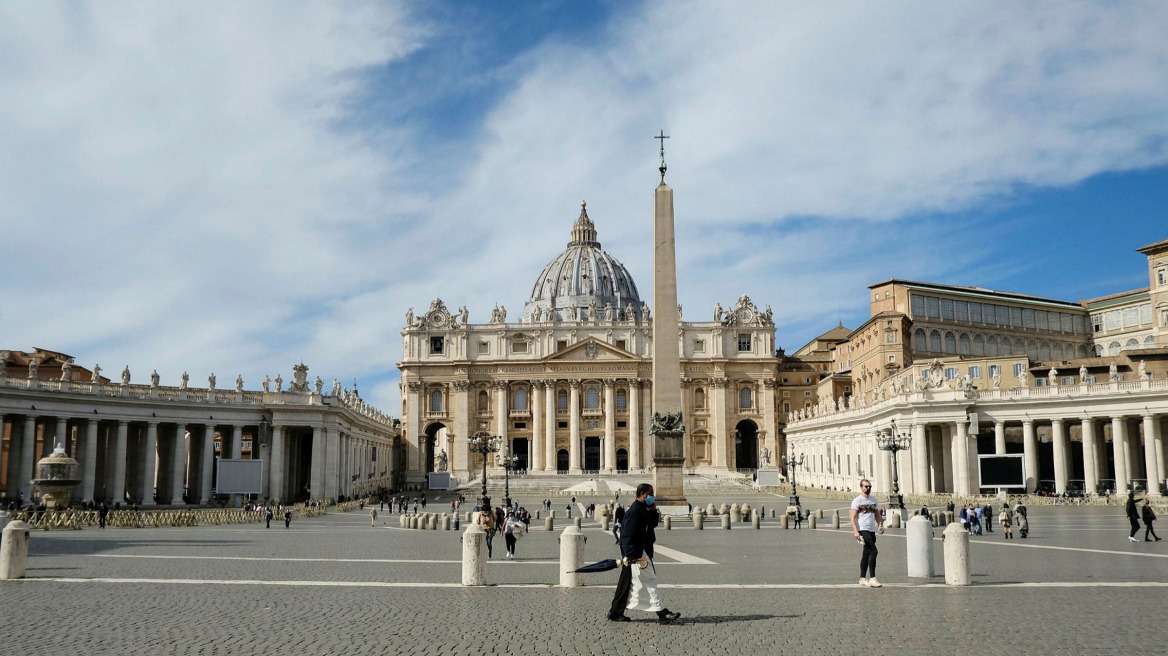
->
[877,418,912,511]
[502,450,518,511]
[784,449,805,507]
[469,432,500,511]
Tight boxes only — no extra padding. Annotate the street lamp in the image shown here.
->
[784,449,805,507]
[502,449,519,511]
[877,418,912,511]
[469,432,500,511]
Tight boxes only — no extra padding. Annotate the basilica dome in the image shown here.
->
[524,202,643,323]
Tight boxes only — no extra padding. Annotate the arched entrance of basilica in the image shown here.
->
[616,448,628,473]
[423,423,447,474]
[557,449,569,473]
[734,420,759,471]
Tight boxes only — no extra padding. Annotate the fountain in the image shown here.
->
[32,444,81,510]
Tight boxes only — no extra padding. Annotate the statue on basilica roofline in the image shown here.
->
[1017,369,1028,387]
[460,306,469,325]
[28,359,38,380]
[181,371,189,389]
[208,373,216,391]
[642,303,651,322]
[406,307,414,327]
[275,374,283,393]
[1139,360,1148,380]
[1109,363,1119,382]
[1048,368,1058,386]
[91,364,102,383]
[1079,365,1089,383]
[315,376,324,394]
[121,366,130,385]
[60,360,72,382]
[625,302,635,323]
[150,370,160,387]
[714,303,723,323]
[262,375,270,393]
[235,375,244,392]
[604,302,614,322]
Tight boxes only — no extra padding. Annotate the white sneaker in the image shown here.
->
[868,577,883,588]
[1129,536,1138,543]
[858,578,869,587]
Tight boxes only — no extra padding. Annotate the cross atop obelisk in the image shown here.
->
[650,130,687,511]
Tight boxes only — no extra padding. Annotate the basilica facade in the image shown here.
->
[398,203,781,485]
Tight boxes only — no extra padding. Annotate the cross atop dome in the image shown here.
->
[570,199,598,246]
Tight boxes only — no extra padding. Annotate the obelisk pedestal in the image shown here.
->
[649,136,688,514]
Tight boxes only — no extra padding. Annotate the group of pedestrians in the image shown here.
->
[1126,493,1161,542]
[475,504,530,559]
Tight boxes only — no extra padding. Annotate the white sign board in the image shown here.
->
[216,459,264,494]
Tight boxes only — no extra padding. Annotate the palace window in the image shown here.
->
[738,334,752,352]
[989,365,1001,378]
[557,340,568,351]
[430,390,443,413]
[739,387,753,409]
[616,389,627,411]
[585,387,600,409]
[968,365,981,379]
[1159,269,1167,285]
[1013,363,1025,377]
[512,341,529,354]
[945,367,957,380]
[694,339,706,353]
[478,341,490,355]
[1161,309,1168,326]
[513,388,528,411]
[429,336,445,354]
[694,388,706,410]
[557,390,568,412]
[478,390,489,413]
[616,339,627,351]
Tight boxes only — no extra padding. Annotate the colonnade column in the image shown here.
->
[82,419,99,502]
[1051,418,1068,496]
[109,420,129,504]
[171,425,187,504]
[325,427,339,500]
[1082,418,1098,497]
[994,421,1006,454]
[568,380,581,473]
[200,425,215,503]
[232,425,244,460]
[603,381,615,472]
[1112,417,1130,494]
[1144,414,1162,496]
[531,383,544,473]
[270,425,285,503]
[140,421,158,506]
[19,416,37,500]
[954,420,970,496]
[910,423,927,494]
[629,381,641,471]
[54,416,68,452]
[1022,420,1038,494]
[544,382,556,471]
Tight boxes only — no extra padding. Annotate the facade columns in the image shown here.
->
[1143,414,1162,496]
[911,422,928,494]
[54,416,68,452]
[954,420,971,496]
[310,425,324,500]
[82,419,99,502]
[711,381,727,470]
[1051,418,1068,496]
[325,426,339,500]
[20,416,37,501]
[1081,417,1098,497]
[629,381,641,471]
[232,425,244,460]
[140,421,158,506]
[568,380,581,473]
[171,424,187,504]
[1022,420,1038,493]
[258,424,272,501]
[1112,416,1130,494]
[110,420,129,504]
[494,383,508,447]
[603,381,615,472]
[531,383,544,472]
[994,421,1006,454]
[200,424,215,503]
[544,381,556,471]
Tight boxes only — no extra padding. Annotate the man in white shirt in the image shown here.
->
[849,478,885,588]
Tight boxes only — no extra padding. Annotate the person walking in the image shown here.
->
[793,504,803,529]
[283,509,292,528]
[477,506,497,558]
[998,504,1013,539]
[613,502,625,544]
[503,510,522,559]
[1142,499,1160,541]
[983,503,993,533]
[1016,504,1029,538]
[370,507,378,527]
[265,506,273,529]
[98,502,109,529]
[1126,493,1142,542]
[607,484,681,624]
[849,478,885,588]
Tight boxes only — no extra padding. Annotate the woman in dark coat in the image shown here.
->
[1142,500,1161,541]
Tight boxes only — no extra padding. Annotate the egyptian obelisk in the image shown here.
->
[650,131,688,511]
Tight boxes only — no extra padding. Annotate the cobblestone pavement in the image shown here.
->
[3,496,1166,655]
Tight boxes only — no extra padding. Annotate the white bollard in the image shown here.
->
[692,509,704,530]
[461,523,487,586]
[429,514,439,530]
[832,510,840,530]
[602,516,610,531]
[943,522,971,586]
[906,516,935,578]
[0,521,31,580]
[545,516,554,531]
[663,515,672,530]
[721,514,731,530]
[559,525,586,588]
[752,511,761,529]
[889,510,902,529]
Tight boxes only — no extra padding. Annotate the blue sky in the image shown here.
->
[2,1,1167,415]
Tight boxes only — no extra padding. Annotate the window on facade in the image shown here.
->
[616,340,627,351]
[940,299,953,320]
[616,389,627,411]
[513,388,528,411]
[585,387,600,409]
[739,387,753,409]
[1091,314,1103,333]
[1061,376,1075,386]
[557,421,568,429]
[887,355,896,363]
[430,390,443,412]
[478,341,490,355]
[805,377,813,383]
[429,336,445,354]
[1162,309,1168,326]
[804,391,812,397]
[694,339,706,353]
[1108,341,1121,356]
[782,390,790,397]
[886,332,896,343]
[1159,269,1167,285]
[617,420,627,428]
[1013,363,1025,377]
[944,367,957,380]
[968,365,982,379]
[512,341,529,354]
[989,365,1000,378]
[783,402,791,413]
[557,390,568,412]
[694,388,706,409]
[478,390,489,413]
[557,340,568,351]
[944,332,957,353]
[738,334,752,352]
[1106,311,1121,330]
[1123,307,1140,328]
[955,301,968,322]
[1035,378,1046,387]
[514,422,526,430]
[1125,338,1139,350]
[958,333,971,355]
[910,294,925,317]
[1140,304,1152,325]
[970,303,983,323]
[929,330,942,352]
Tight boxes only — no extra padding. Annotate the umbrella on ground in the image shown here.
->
[573,557,647,573]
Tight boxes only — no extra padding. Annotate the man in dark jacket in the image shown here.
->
[607,484,681,624]
[613,503,625,544]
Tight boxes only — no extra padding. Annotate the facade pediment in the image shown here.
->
[546,338,637,362]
